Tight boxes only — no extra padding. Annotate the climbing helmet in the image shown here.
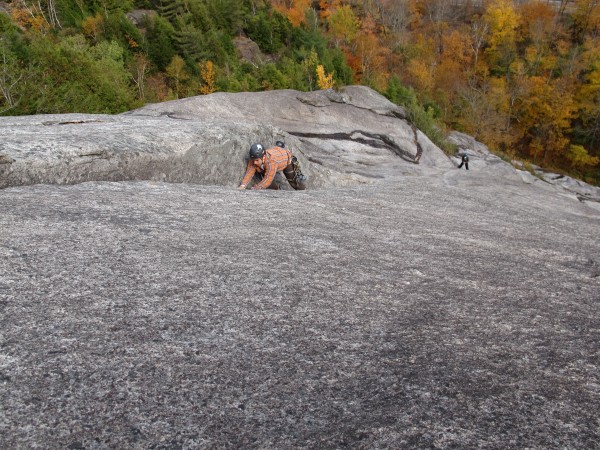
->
[249,143,265,159]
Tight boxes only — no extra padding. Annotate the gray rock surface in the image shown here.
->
[1,87,600,448]
[448,131,600,207]
[0,86,453,191]
[1,175,599,448]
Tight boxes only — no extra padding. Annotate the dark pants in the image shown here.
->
[283,163,307,190]
[254,163,307,190]
[458,162,469,170]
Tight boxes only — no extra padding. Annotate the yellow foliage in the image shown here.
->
[199,60,217,95]
[573,0,600,37]
[488,76,510,113]
[515,76,576,164]
[316,64,335,89]
[328,5,360,45]
[568,144,600,168]
[483,0,520,53]
[407,59,434,93]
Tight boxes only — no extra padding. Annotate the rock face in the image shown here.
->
[1,177,599,449]
[3,86,598,204]
[448,131,600,207]
[1,87,600,448]
[0,86,452,190]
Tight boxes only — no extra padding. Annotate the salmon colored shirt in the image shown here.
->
[240,146,292,189]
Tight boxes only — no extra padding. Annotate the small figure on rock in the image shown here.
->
[458,151,469,170]
[238,141,307,190]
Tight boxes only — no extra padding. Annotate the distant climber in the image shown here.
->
[458,151,469,170]
[238,141,307,190]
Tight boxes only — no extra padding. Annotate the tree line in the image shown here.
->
[1,0,599,184]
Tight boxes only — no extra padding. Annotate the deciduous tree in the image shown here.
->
[483,0,520,72]
[166,55,190,99]
[513,76,575,165]
[198,60,216,94]
[301,47,319,90]
[328,4,361,47]
[316,64,335,89]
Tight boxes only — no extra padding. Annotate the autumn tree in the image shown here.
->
[517,1,561,77]
[483,0,520,73]
[273,0,313,27]
[82,13,105,43]
[319,0,342,21]
[10,0,50,32]
[198,60,217,95]
[571,0,600,42]
[404,33,437,97]
[468,14,489,71]
[316,64,335,89]
[354,31,389,88]
[566,144,600,174]
[513,76,575,165]
[327,4,361,47]
[455,74,515,152]
[575,38,600,152]
[434,29,472,108]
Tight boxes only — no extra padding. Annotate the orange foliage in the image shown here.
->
[10,1,49,32]
[360,14,378,35]
[287,0,312,27]
[274,0,312,27]
[434,30,471,99]
[125,34,139,49]
[406,0,423,29]
[355,32,389,88]
[441,29,471,68]
[319,0,342,21]
[518,1,556,41]
[343,49,362,82]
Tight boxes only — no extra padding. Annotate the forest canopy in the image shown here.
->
[1,0,599,184]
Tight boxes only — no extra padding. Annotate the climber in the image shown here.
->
[458,151,469,170]
[238,141,307,190]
